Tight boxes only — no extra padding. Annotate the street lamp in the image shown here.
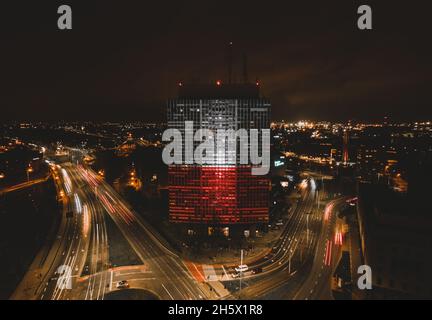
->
[26,165,33,182]
[0,173,5,179]
[238,249,244,299]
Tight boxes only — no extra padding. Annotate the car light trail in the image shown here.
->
[310,178,316,191]
[334,231,343,245]
[61,168,72,194]
[83,204,89,237]
[324,240,333,266]
[324,204,333,221]
[74,193,82,214]
[299,179,308,190]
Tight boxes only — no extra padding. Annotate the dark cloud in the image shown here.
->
[0,1,430,122]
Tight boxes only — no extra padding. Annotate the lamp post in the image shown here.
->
[26,165,33,182]
[239,249,243,299]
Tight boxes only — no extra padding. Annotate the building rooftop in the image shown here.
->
[177,83,261,99]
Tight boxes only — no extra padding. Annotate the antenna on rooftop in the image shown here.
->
[227,41,233,84]
[242,53,249,84]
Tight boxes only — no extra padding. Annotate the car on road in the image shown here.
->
[231,272,240,278]
[235,265,249,273]
[116,280,129,289]
[251,267,263,275]
[346,197,358,206]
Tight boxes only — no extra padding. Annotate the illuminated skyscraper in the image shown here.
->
[167,82,270,235]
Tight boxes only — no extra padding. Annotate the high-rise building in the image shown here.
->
[167,82,270,235]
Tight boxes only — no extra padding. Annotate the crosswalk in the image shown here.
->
[184,262,232,282]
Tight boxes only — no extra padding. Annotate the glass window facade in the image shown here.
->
[167,85,270,225]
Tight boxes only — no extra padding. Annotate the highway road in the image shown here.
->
[219,176,325,299]
[12,155,348,300]
[0,175,50,196]
[13,163,125,300]
[14,161,208,300]
[291,197,347,300]
[39,163,110,300]
[221,176,348,300]
[73,165,207,300]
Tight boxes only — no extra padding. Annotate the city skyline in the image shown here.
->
[2,116,431,300]
[1,1,432,304]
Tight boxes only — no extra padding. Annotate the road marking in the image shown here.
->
[202,264,217,281]
[115,270,151,276]
[221,265,229,280]
[162,283,174,300]
[85,278,91,300]
[109,270,113,291]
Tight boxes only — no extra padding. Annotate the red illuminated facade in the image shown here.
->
[169,165,269,224]
[167,83,270,227]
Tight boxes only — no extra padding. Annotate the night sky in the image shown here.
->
[0,1,431,122]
